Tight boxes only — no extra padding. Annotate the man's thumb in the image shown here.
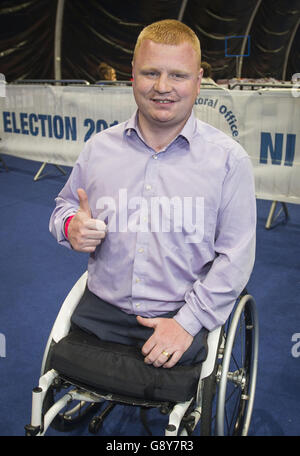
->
[77,188,91,216]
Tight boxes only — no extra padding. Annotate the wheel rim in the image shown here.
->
[216,295,259,436]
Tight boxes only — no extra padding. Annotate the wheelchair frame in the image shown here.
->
[25,272,259,436]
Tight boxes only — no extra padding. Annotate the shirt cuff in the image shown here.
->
[173,303,203,337]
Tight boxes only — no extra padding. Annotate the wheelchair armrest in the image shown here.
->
[51,271,88,343]
[200,326,222,380]
[41,271,88,375]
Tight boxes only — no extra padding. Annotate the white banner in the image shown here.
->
[0,85,299,203]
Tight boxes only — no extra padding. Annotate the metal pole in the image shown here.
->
[177,0,188,21]
[282,18,300,81]
[33,0,67,182]
[54,0,66,79]
[237,0,262,78]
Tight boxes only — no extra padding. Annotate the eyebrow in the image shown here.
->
[140,66,189,75]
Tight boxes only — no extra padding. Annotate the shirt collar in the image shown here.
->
[178,110,196,144]
[124,109,196,146]
[124,109,142,138]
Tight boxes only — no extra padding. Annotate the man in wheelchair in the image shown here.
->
[27,19,257,436]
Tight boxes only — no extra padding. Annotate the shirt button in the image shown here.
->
[136,303,141,308]
[152,154,158,159]
[145,184,152,190]
[135,278,140,283]
[138,248,144,253]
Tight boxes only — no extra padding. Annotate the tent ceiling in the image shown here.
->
[0,0,299,82]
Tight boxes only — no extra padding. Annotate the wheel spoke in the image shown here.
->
[227,389,241,433]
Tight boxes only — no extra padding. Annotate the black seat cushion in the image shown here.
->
[48,327,204,403]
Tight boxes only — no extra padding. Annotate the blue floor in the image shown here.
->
[0,153,299,436]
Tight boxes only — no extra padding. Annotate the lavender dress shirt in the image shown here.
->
[49,110,256,337]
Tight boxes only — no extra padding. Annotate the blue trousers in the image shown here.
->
[71,286,208,366]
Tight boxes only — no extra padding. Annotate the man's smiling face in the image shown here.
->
[132,39,202,132]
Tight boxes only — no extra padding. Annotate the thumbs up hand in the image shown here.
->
[67,188,107,252]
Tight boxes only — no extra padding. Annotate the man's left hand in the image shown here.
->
[136,316,193,368]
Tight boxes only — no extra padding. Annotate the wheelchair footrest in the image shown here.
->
[48,327,202,403]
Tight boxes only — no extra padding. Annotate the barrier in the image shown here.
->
[0,83,299,205]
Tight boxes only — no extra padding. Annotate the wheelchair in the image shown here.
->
[25,271,259,436]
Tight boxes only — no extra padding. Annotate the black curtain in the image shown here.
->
[0,0,56,82]
[242,0,300,79]
[61,0,183,81]
[0,0,299,83]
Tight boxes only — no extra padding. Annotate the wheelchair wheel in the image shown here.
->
[200,294,259,436]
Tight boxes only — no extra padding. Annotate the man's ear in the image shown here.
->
[197,67,203,93]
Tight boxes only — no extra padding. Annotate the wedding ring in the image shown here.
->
[161,350,170,358]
